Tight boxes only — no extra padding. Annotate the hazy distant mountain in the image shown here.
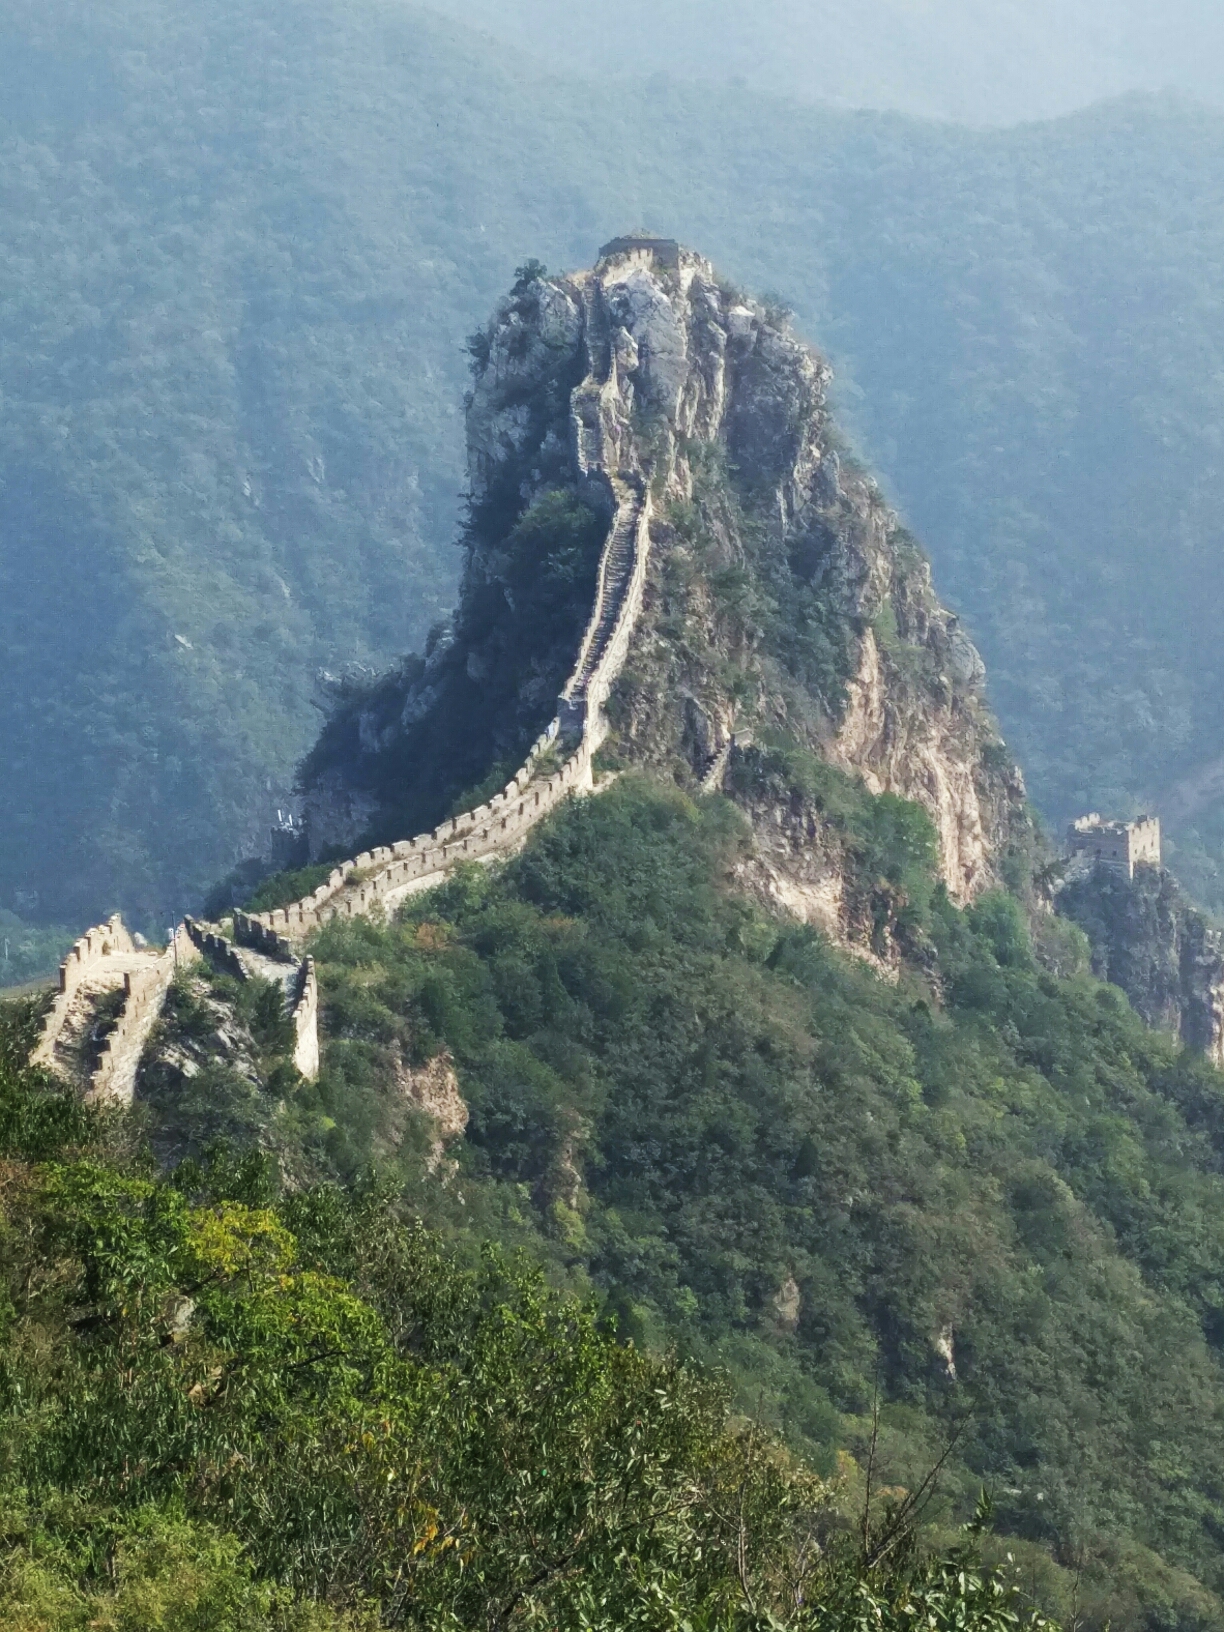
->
[7,0,1224,924]
[421,0,1224,125]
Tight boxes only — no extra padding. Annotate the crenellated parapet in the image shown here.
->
[32,913,141,1073]
[32,917,199,1104]
[237,255,662,951]
[184,914,319,1081]
[290,957,319,1080]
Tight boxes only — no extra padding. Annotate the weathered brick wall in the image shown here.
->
[291,957,319,1080]
[185,915,319,1082]
[89,931,198,1105]
[31,914,138,1070]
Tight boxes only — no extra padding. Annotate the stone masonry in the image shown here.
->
[1068,813,1161,879]
[232,242,662,952]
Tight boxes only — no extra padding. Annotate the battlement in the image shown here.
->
[1067,812,1161,879]
[32,916,198,1103]
[235,260,659,954]
[597,234,681,270]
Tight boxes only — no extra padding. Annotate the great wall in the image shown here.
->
[28,239,672,1103]
[24,233,1036,1103]
[230,244,659,953]
[30,917,200,1103]
[29,909,320,1104]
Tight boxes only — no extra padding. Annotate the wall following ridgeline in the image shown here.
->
[31,913,136,1069]
[291,957,319,1080]
[233,721,601,946]
[89,928,200,1105]
[232,251,660,956]
[30,917,197,1105]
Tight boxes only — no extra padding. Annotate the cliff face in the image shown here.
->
[300,241,1031,957]
[1058,864,1224,1063]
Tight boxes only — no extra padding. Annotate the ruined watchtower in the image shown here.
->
[1067,813,1161,879]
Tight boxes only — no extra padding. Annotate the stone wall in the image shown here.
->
[234,728,598,943]
[89,929,199,1105]
[184,916,248,979]
[234,270,657,954]
[291,957,319,1080]
[31,913,138,1070]
[185,915,319,1082]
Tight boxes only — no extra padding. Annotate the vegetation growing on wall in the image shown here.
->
[300,486,607,851]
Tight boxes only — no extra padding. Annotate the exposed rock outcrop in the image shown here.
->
[394,1050,469,1171]
[289,239,1030,961]
[1057,863,1224,1063]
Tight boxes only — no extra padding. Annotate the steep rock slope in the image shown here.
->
[1058,863,1224,1062]
[11,0,1224,928]
[300,242,1032,958]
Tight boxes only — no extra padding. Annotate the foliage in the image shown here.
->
[0,988,1049,1630]
[287,775,1224,1631]
[134,968,303,1168]
[300,486,605,849]
[7,0,1224,923]
[0,912,75,991]
[243,867,335,916]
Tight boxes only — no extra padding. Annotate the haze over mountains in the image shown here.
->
[6,0,1224,929]
[426,0,1224,125]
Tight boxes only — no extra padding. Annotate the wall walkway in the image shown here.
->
[232,263,654,952]
[31,918,198,1104]
[22,257,654,1104]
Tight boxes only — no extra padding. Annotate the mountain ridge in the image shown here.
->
[11,0,1224,927]
[17,245,1224,1632]
[277,241,1030,970]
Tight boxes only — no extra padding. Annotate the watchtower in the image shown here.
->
[597,234,682,270]
[1067,813,1161,880]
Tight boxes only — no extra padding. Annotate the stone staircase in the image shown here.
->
[30,916,198,1104]
[699,741,733,793]
[234,258,657,952]
[565,483,645,704]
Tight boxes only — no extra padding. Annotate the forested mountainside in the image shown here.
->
[0,994,1056,1631]
[9,0,1224,934]
[299,246,1030,935]
[14,242,1224,1630]
[119,244,1224,1632]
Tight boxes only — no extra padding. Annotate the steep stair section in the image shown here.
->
[699,741,733,794]
[31,916,197,1103]
[238,257,658,950]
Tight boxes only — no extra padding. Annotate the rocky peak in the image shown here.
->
[1057,862,1224,1063]
[299,241,1032,958]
